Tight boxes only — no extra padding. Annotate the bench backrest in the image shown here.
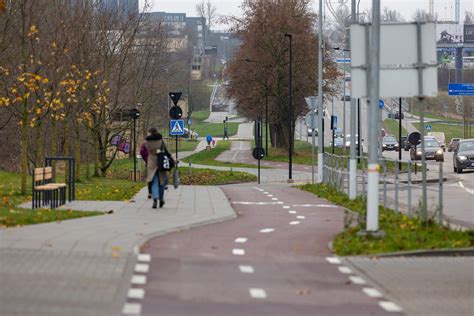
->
[34,167,53,183]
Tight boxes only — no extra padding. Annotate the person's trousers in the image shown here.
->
[151,172,165,201]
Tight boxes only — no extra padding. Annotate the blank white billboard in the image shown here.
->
[351,23,438,98]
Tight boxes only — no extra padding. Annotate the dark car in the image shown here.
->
[453,139,474,173]
[410,139,444,162]
[448,138,461,152]
[388,111,404,120]
[341,95,351,101]
[382,136,399,151]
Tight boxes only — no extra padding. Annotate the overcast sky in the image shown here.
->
[141,0,473,30]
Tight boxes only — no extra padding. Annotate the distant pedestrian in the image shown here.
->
[206,134,213,147]
[139,138,152,199]
[144,127,175,209]
[223,126,229,140]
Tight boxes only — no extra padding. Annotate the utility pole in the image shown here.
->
[366,0,381,232]
[317,0,324,183]
[285,33,293,182]
[349,0,357,199]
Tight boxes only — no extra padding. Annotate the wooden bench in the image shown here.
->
[32,167,67,209]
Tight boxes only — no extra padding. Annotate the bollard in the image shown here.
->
[383,160,387,210]
[438,161,443,225]
[395,159,399,213]
[407,160,412,215]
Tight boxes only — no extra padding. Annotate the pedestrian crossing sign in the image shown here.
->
[169,119,185,136]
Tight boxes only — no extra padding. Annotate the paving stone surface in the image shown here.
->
[345,256,474,316]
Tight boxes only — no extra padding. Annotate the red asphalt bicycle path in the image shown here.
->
[139,184,402,316]
[215,144,316,173]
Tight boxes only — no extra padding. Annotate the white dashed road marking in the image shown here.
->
[239,265,255,273]
[127,288,145,300]
[289,221,300,225]
[134,264,149,273]
[272,198,278,201]
[297,215,306,219]
[338,266,353,274]
[137,254,151,262]
[131,275,147,285]
[263,192,269,194]
[235,237,248,243]
[277,201,284,204]
[349,276,366,284]
[232,201,279,205]
[289,210,297,214]
[259,228,275,233]
[267,194,273,197]
[249,288,267,299]
[326,257,341,264]
[362,287,383,298]
[379,301,403,312]
[122,303,142,315]
[232,248,245,255]
[292,204,338,208]
[283,206,290,209]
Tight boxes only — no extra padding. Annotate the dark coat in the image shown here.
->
[144,133,170,184]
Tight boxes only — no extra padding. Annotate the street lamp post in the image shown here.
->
[129,108,141,182]
[244,58,271,157]
[285,33,293,182]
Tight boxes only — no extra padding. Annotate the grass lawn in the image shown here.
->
[300,183,474,256]
[177,167,256,185]
[189,110,239,138]
[262,141,349,165]
[430,123,465,142]
[0,170,103,227]
[165,138,200,153]
[182,140,267,169]
[195,122,239,138]
[382,119,408,137]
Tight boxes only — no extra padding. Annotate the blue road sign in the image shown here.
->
[336,58,351,63]
[379,99,385,109]
[425,124,432,131]
[448,83,474,96]
[169,119,185,136]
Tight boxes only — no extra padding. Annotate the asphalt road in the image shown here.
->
[139,185,403,316]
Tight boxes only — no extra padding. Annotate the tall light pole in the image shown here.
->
[285,33,293,182]
[244,58,271,157]
[317,0,324,183]
[349,0,357,200]
[366,0,381,232]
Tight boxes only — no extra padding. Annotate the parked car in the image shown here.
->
[345,134,363,151]
[387,111,404,120]
[453,139,474,173]
[448,138,461,152]
[410,139,444,162]
[382,136,399,151]
[307,128,318,137]
[427,132,446,152]
[341,95,351,101]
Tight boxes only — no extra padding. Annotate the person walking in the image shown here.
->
[139,140,152,199]
[144,127,174,208]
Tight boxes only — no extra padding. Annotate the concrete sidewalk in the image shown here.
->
[0,185,236,315]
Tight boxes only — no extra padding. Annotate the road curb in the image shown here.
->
[363,247,474,258]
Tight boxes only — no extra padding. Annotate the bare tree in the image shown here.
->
[464,11,474,24]
[196,0,216,44]
[381,7,405,23]
[412,9,437,22]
